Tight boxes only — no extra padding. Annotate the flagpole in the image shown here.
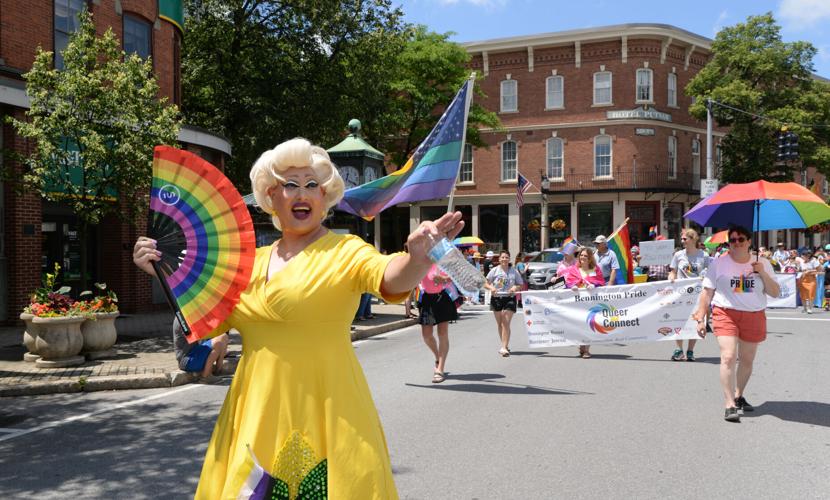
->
[447,72,476,213]
[609,217,630,239]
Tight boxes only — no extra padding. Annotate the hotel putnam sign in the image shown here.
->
[607,107,672,123]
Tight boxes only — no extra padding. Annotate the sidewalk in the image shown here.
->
[0,302,417,397]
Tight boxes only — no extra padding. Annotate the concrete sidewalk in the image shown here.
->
[0,302,417,397]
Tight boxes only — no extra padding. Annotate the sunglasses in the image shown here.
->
[729,237,748,244]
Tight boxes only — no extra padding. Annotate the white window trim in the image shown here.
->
[667,73,678,108]
[546,137,564,180]
[545,75,564,110]
[692,138,701,176]
[668,136,677,179]
[593,135,613,179]
[593,71,612,106]
[635,68,653,104]
[457,143,475,185]
[500,140,518,182]
[500,79,518,113]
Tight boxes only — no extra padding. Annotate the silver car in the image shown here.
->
[526,248,566,289]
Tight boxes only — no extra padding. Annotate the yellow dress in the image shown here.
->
[195,232,407,500]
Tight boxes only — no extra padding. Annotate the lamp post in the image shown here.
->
[540,169,550,251]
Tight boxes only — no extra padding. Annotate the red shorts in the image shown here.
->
[712,306,766,343]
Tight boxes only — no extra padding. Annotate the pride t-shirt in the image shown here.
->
[702,255,776,312]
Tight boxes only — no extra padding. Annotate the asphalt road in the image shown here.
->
[1,306,828,499]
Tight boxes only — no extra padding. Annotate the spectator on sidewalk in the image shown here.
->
[173,320,229,382]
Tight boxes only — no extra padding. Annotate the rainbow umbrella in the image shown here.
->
[452,236,484,247]
[703,230,728,248]
[685,180,830,231]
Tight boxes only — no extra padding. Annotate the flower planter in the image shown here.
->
[20,312,43,362]
[81,311,119,360]
[32,316,86,368]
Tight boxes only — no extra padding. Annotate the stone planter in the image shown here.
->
[32,316,86,368]
[20,312,42,362]
[81,311,119,360]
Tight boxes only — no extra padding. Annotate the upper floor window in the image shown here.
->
[668,136,677,179]
[458,143,473,183]
[124,14,152,61]
[501,140,517,181]
[501,79,517,112]
[593,71,612,105]
[546,138,564,179]
[691,138,701,174]
[823,178,829,195]
[667,73,677,107]
[636,68,653,103]
[54,0,85,70]
[546,76,564,109]
[594,135,612,178]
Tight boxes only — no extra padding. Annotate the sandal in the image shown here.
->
[581,350,592,359]
[499,348,510,357]
[432,371,445,383]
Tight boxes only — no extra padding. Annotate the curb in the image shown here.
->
[351,318,418,341]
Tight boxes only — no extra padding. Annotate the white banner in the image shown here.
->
[767,273,797,308]
[637,239,675,266]
[521,278,702,348]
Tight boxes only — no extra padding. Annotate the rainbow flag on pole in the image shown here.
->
[336,76,475,219]
[608,220,634,285]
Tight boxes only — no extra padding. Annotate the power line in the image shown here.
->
[709,99,830,129]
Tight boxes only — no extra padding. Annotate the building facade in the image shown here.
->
[0,0,231,323]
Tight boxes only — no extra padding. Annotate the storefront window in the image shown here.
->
[665,203,684,243]
[548,204,571,247]
[521,204,541,254]
[479,204,508,252]
[577,202,612,244]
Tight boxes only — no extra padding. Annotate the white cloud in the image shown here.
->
[712,10,729,36]
[778,0,830,29]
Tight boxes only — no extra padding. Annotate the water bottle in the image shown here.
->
[426,235,486,295]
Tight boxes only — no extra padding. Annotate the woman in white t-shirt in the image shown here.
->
[484,251,525,357]
[692,226,780,423]
[668,228,711,362]
[797,249,820,313]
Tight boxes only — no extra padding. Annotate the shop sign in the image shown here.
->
[607,107,672,123]
[635,128,655,136]
[44,137,118,201]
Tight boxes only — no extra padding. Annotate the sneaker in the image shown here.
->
[685,350,695,362]
[806,309,813,314]
[735,396,754,412]
[671,349,685,361]
[724,407,740,422]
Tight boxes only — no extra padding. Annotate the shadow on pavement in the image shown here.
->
[405,372,589,396]
[751,401,830,428]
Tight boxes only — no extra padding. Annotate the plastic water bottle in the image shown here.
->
[426,235,486,295]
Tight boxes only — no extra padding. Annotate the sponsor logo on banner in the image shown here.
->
[524,297,533,306]
[657,327,672,335]
[524,308,532,316]
[586,303,641,334]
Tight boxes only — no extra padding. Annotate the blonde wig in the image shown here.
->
[250,138,345,230]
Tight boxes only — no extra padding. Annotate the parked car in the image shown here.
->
[526,248,566,289]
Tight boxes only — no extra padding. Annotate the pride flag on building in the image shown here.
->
[336,76,475,219]
[608,220,634,285]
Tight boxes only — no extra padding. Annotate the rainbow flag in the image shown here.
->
[648,225,657,238]
[608,221,634,285]
[336,77,475,219]
[563,236,575,246]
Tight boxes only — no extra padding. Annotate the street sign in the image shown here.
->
[700,179,719,198]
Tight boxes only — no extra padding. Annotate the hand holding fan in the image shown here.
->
[149,146,256,343]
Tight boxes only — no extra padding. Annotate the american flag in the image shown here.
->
[516,173,533,207]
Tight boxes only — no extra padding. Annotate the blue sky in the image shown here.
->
[395,0,830,78]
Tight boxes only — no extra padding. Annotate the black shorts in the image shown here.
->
[418,291,458,325]
[490,295,517,312]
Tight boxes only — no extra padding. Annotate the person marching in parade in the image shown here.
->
[563,247,606,358]
[134,138,464,498]
[668,228,711,361]
[692,226,779,422]
[417,264,457,383]
[484,250,525,357]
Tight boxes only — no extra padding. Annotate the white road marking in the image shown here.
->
[767,317,830,321]
[0,384,202,443]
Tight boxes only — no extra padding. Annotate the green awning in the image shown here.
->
[159,0,184,33]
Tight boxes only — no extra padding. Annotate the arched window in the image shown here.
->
[501,140,517,181]
[501,79,517,112]
[546,76,564,109]
[594,135,612,178]
[546,138,564,179]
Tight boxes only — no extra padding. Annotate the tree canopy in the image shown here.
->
[687,13,830,183]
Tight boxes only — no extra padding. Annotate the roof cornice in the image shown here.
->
[463,23,712,54]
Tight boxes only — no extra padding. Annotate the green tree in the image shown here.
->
[687,13,830,183]
[373,25,500,167]
[7,10,181,290]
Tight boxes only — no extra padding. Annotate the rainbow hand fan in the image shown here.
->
[149,146,256,343]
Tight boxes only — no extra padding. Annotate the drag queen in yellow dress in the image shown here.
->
[133,138,464,499]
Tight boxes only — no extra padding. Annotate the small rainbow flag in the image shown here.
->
[608,221,634,285]
[563,236,575,246]
[648,225,657,238]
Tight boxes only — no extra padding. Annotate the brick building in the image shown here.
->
[401,24,828,256]
[0,0,231,323]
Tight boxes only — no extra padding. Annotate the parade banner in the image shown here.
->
[521,278,702,348]
[637,239,675,266]
[768,273,797,308]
